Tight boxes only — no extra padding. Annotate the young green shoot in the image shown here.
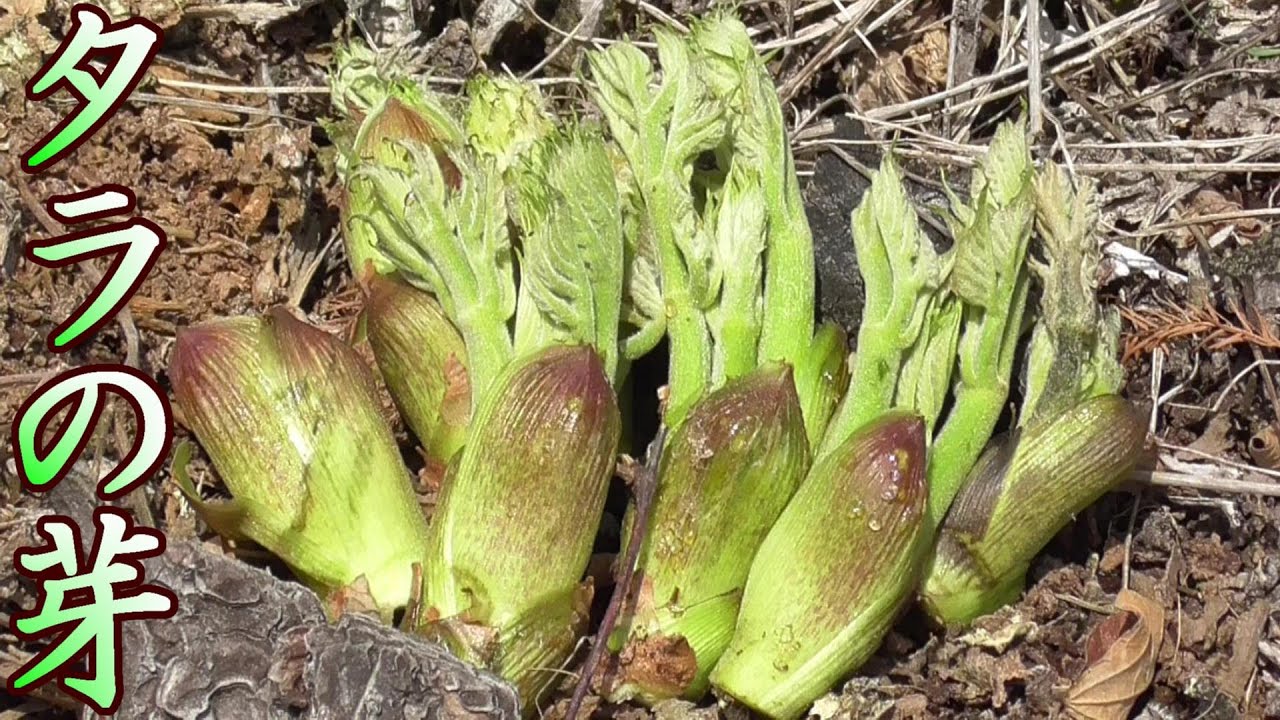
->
[689,14,815,383]
[924,121,1035,530]
[513,128,626,384]
[819,154,942,458]
[587,32,723,427]
[921,160,1143,626]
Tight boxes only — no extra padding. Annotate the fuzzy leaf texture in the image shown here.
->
[351,138,458,307]
[704,162,767,383]
[587,35,724,425]
[925,120,1035,529]
[341,95,462,278]
[458,76,555,372]
[513,129,626,381]
[623,231,666,358]
[711,413,930,720]
[449,154,519,335]
[327,43,464,214]
[354,139,516,403]
[607,365,810,705]
[921,395,1147,627]
[169,309,429,618]
[613,145,667,359]
[1020,162,1124,426]
[464,75,554,175]
[947,121,1034,310]
[895,293,962,437]
[329,40,466,137]
[689,13,815,387]
[329,40,388,117]
[654,25,725,354]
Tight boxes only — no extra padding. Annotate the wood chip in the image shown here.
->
[1219,601,1269,701]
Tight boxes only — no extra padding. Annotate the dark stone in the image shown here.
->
[800,116,953,347]
[802,115,871,341]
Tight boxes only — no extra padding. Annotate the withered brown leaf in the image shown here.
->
[1065,589,1165,720]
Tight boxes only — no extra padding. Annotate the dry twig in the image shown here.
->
[564,428,667,720]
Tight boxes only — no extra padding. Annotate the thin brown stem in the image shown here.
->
[564,428,667,720]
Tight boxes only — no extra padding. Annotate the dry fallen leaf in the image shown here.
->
[324,574,381,621]
[1179,188,1266,248]
[1065,589,1165,720]
[902,27,950,91]
[848,27,949,110]
[957,613,1036,653]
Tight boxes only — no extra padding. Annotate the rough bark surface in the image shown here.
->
[100,541,520,720]
[1,468,519,720]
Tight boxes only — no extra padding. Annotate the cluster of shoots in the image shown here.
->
[168,13,1147,720]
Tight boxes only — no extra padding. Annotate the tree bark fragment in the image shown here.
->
[1,470,520,720]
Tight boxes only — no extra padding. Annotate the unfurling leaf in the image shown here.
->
[704,163,767,383]
[924,120,1035,528]
[586,34,723,426]
[513,128,626,381]
[464,75,554,175]
[1021,162,1123,426]
[339,93,463,278]
[689,13,815,392]
[819,154,941,458]
[354,139,516,403]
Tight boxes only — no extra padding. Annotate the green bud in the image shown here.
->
[327,40,463,191]
[921,395,1146,627]
[711,413,929,720]
[464,75,555,174]
[329,40,464,136]
[608,364,810,704]
[169,308,429,619]
[363,273,471,462]
[354,96,462,186]
[329,40,393,117]
[416,345,621,704]
[342,96,462,278]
